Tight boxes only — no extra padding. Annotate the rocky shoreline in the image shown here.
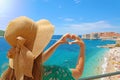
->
[101,47,120,80]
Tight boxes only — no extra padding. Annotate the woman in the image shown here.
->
[42,33,85,80]
[1,16,85,80]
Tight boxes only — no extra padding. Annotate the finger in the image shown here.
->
[68,42,72,45]
[76,36,81,40]
[73,35,82,41]
[77,37,84,43]
[67,34,72,39]
[71,34,77,40]
[64,33,71,38]
[62,33,71,41]
[70,40,78,44]
[59,41,69,44]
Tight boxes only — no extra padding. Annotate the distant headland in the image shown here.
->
[0,30,4,37]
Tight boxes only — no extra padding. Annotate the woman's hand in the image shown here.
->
[70,34,84,47]
[57,33,71,44]
[57,33,84,47]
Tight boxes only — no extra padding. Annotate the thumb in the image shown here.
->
[69,40,78,44]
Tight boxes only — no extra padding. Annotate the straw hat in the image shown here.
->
[4,16,54,60]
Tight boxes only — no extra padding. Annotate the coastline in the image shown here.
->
[101,47,120,80]
[97,44,116,48]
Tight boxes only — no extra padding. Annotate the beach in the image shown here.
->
[101,47,120,80]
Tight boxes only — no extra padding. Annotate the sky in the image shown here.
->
[0,0,120,35]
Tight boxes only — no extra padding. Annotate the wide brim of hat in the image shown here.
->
[4,16,36,49]
[4,16,54,58]
[33,19,54,58]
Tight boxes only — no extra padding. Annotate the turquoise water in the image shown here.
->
[0,35,115,77]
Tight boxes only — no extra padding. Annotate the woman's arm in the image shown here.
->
[70,35,85,80]
[42,33,71,63]
[42,41,60,63]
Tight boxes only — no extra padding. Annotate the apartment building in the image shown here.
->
[82,32,120,40]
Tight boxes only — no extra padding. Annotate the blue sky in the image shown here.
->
[0,0,120,35]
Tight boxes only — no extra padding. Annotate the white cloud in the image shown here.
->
[55,21,120,35]
[64,18,74,22]
[74,0,80,4]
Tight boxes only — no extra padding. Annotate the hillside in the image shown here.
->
[0,30,4,36]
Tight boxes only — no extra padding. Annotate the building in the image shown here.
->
[99,32,119,40]
[90,32,99,39]
[82,32,120,40]
[81,34,87,39]
[81,34,90,39]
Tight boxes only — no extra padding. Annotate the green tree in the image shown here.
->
[0,30,4,36]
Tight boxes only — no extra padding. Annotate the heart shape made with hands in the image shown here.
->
[66,38,76,45]
[61,34,81,45]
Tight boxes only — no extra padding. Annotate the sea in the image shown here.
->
[0,35,115,78]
